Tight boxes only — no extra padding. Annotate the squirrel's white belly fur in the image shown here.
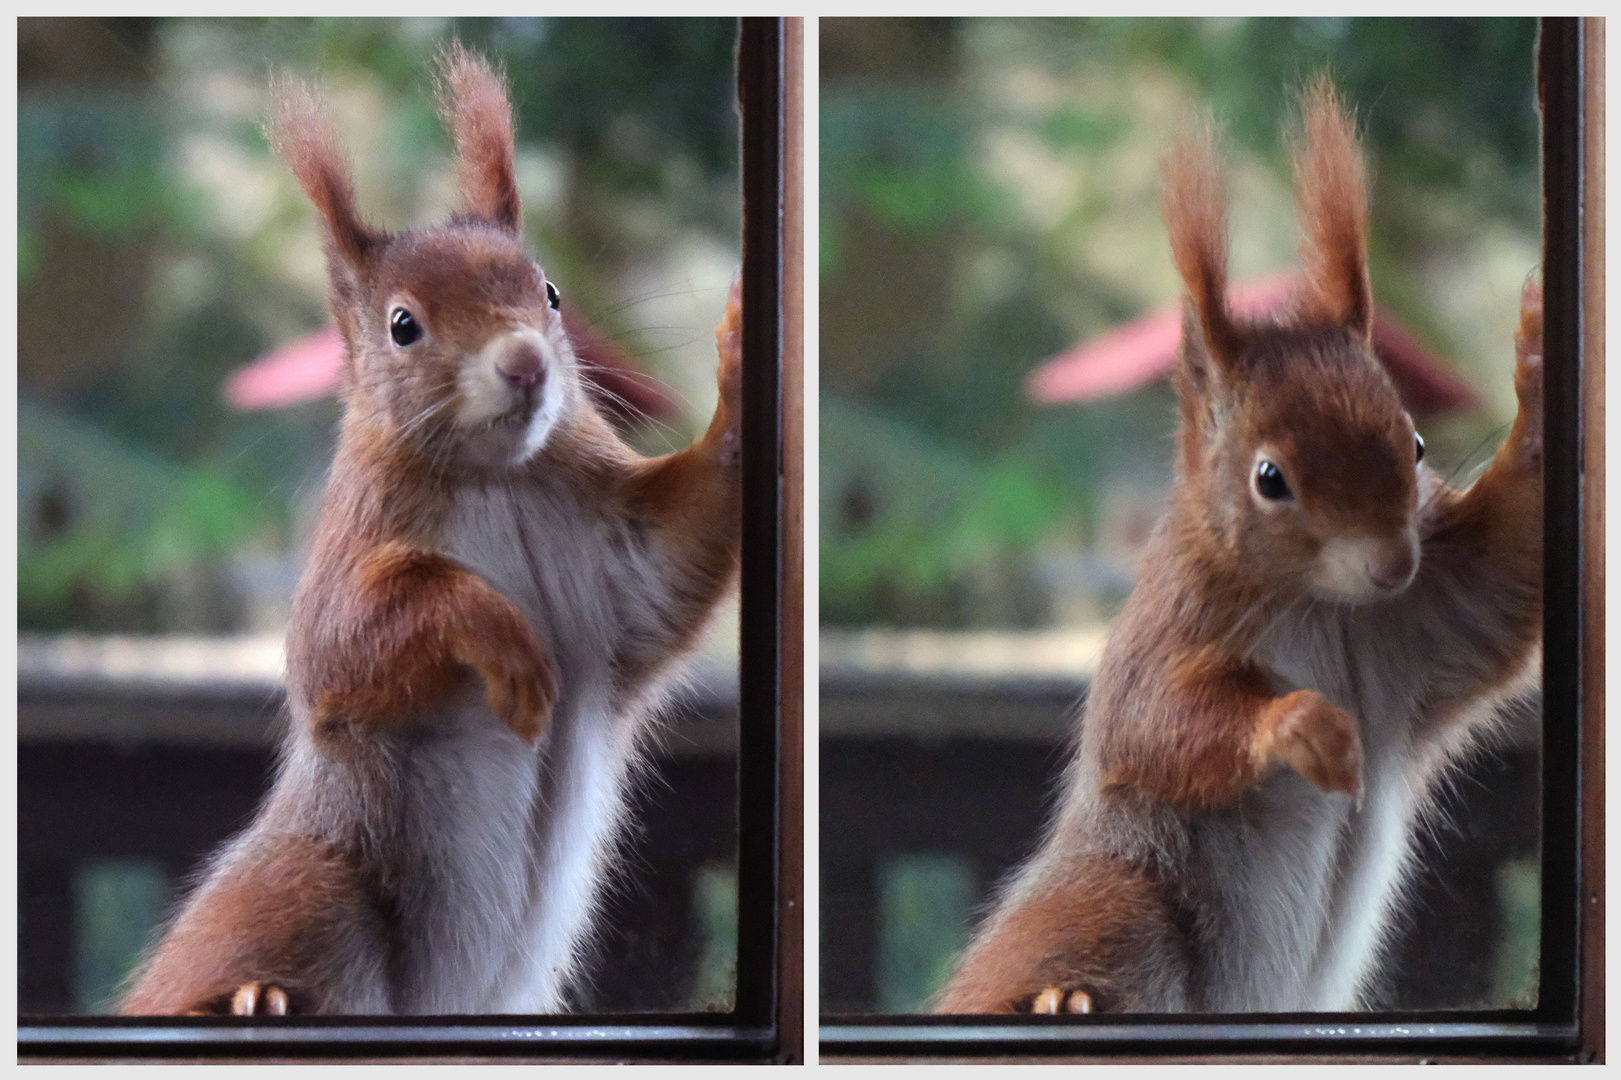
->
[1184,605,1419,1012]
[264,475,691,1014]
[1188,600,1529,1013]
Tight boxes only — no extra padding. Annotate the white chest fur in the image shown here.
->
[435,478,672,1012]
[1197,603,1433,1012]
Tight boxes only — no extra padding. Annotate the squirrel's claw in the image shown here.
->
[229,982,290,1016]
[478,648,556,743]
[1031,986,1093,1014]
[711,270,743,466]
[1511,269,1544,468]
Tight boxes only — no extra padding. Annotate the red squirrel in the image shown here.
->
[120,44,741,1016]
[936,79,1543,1015]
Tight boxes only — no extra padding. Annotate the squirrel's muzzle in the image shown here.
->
[496,338,547,392]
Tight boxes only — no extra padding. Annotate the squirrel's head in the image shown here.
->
[1161,78,1424,604]
[268,43,576,474]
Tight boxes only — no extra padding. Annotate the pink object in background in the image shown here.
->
[1027,273,1478,417]
[225,312,676,424]
[224,325,345,411]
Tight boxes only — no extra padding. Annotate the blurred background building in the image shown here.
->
[18,16,744,1015]
[819,16,1542,1015]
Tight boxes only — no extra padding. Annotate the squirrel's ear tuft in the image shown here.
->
[436,42,522,236]
[1173,298,1225,404]
[1293,77,1372,342]
[1161,114,1240,374]
[266,76,380,273]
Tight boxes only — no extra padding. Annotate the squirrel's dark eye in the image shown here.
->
[1255,460,1292,501]
[1414,432,1425,463]
[390,307,422,347]
[545,280,560,310]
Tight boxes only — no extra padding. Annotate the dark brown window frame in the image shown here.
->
[819,16,1603,1065]
[18,16,804,1065]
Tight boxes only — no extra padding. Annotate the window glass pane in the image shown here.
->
[820,15,1543,1017]
[19,15,742,1018]
[1493,856,1541,1008]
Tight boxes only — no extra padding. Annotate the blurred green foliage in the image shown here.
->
[19,98,178,242]
[20,403,268,630]
[73,859,172,1014]
[821,396,1069,627]
[688,862,740,1013]
[876,853,977,1013]
[1493,857,1541,1009]
[19,17,740,632]
[820,17,1539,628]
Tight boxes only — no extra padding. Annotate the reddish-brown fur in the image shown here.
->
[1161,117,1239,367]
[305,538,557,743]
[937,81,1542,1014]
[120,45,742,1016]
[437,42,522,234]
[1412,284,1544,727]
[119,836,376,1016]
[1096,649,1360,814]
[936,856,1184,1015]
[1295,78,1372,336]
[617,298,743,700]
[265,78,380,288]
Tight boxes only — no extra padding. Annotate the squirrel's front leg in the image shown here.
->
[1409,275,1543,730]
[948,664,1360,1016]
[703,271,744,472]
[303,541,556,741]
[1100,653,1363,813]
[614,277,744,685]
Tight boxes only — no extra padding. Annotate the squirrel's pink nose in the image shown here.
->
[497,340,546,390]
[1366,541,1417,592]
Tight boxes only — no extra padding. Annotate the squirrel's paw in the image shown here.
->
[459,611,556,742]
[476,644,556,742]
[712,270,743,466]
[192,982,289,1016]
[1030,986,1094,1014]
[1511,270,1544,468]
[1260,690,1363,800]
[449,585,556,741]
[234,982,289,1015]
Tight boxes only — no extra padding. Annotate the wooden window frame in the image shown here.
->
[18,16,804,1065]
[819,16,1603,1065]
